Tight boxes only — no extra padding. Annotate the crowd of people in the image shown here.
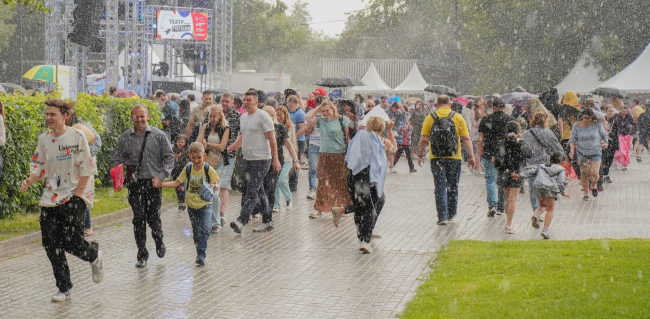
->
[9,84,650,302]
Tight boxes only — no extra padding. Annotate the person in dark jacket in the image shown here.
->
[495,121,531,234]
[171,135,190,211]
[598,105,619,189]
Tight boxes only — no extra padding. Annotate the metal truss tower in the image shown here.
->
[44,0,64,68]
[213,0,232,90]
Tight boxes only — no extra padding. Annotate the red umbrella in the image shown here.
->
[116,89,138,98]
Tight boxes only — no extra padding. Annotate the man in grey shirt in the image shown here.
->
[112,104,174,268]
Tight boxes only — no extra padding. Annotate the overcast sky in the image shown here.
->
[277,0,368,37]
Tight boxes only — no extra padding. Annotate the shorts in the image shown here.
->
[533,188,559,201]
[215,158,235,190]
[497,171,523,188]
[577,153,602,163]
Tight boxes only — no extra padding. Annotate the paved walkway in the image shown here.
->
[1,155,649,318]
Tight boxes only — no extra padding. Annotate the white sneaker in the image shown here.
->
[331,207,344,227]
[286,200,293,209]
[220,216,226,227]
[253,222,274,232]
[359,241,372,254]
[91,250,105,284]
[390,168,397,173]
[306,190,316,200]
[272,208,280,213]
[51,289,72,302]
[371,233,382,239]
[230,220,244,234]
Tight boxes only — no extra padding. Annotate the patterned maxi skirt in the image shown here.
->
[314,152,353,212]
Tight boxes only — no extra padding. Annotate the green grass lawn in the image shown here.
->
[0,187,177,241]
[401,239,650,318]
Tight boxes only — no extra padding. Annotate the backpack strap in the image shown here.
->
[185,163,192,180]
[204,163,211,184]
[338,116,348,149]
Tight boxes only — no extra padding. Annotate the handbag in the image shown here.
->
[206,151,222,167]
[124,131,151,187]
[186,163,215,202]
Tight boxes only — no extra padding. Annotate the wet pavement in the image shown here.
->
[1,155,649,318]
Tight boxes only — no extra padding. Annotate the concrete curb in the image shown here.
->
[0,204,172,260]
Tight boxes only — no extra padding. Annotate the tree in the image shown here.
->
[0,4,16,54]
[2,0,47,13]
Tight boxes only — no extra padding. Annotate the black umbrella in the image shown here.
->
[315,76,365,88]
[424,85,458,97]
[591,87,627,99]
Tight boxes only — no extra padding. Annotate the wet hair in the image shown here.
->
[267,98,278,108]
[154,90,165,98]
[277,106,293,129]
[188,142,205,154]
[579,108,596,121]
[244,90,259,101]
[320,100,340,118]
[366,100,375,108]
[287,95,299,105]
[437,95,450,105]
[530,112,547,128]
[175,134,187,143]
[314,95,325,106]
[550,151,566,164]
[44,98,75,115]
[505,120,521,135]
[131,104,148,115]
[207,105,228,128]
[284,88,297,98]
[202,90,213,97]
[108,86,117,95]
[583,98,595,108]
[221,92,234,100]
[366,116,386,134]
[187,94,195,102]
[492,97,506,110]
[354,93,365,103]
[262,105,276,121]
[234,96,243,107]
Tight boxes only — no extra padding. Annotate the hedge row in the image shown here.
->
[0,92,161,217]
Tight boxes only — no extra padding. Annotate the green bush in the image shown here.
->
[0,93,161,217]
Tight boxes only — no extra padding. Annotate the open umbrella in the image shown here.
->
[23,65,58,82]
[316,76,365,88]
[180,89,202,99]
[116,89,138,98]
[424,85,458,97]
[0,84,5,93]
[501,92,538,107]
[591,87,627,99]
[0,83,26,94]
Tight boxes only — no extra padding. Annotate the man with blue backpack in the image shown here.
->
[417,95,477,225]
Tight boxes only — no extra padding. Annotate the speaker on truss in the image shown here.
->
[68,0,104,50]
[193,49,208,74]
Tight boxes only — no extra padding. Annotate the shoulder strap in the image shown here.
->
[339,116,348,148]
[447,111,456,119]
[185,163,192,180]
[432,112,439,121]
[204,163,211,184]
[135,131,151,177]
[529,129,551,156]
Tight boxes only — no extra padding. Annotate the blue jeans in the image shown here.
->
[529,176,539,212]
[482,158,505,212]
[308,144,320,191]
[187,204,211,259]
[274,162,292,210]
[429,158,461,222]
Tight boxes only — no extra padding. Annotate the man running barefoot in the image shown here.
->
[21,98,105,302]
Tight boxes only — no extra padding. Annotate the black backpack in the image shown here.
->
[429,111,458,157]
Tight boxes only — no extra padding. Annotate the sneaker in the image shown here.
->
[390,168,397,173]
[220,216,226,227]
[253,222,274,232]
[51,290,72,302]
[286,201,293,209]
[272,208,280,213]
[436,220,448,225]
[597,186,604,192]
[371,233,382,238]
[583,195,589,201]
[495,211,505,216]
[252,214,261,219]
[230,220,244,234]
[505,225,517,234]
[211,226,221,233]
[637,157,642,163]
[519,188,525,194]
[531,214,540,229]
[359,241,372,254]
[331,207,344,227]
[540,230,550,239]
[195,256,205,267]
[487,208,497,217]
[592,188,599,197]
[409,169,417,173]
[614,165,621,170]
[155,242,166,258]
[91,250,105,284]
[306,190,316,200]
[622,166,628,171]
[604,176,612,184]
[135,259,147,268]
[178,204,186,211]
[538,214,545,222]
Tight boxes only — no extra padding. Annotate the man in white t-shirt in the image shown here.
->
[20,99,104,302]
[227,90,281,233]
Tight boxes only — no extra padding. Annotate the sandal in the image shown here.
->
[505,225,517,234]
[309,211,322,219]
[84,229,93,237]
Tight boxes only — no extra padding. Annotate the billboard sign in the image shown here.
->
[156,10,208,41]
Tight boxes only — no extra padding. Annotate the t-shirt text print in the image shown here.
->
[31,127,97,208]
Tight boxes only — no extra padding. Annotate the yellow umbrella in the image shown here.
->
[23,65,58,82]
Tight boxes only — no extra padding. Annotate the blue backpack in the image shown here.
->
[185,163,214,202]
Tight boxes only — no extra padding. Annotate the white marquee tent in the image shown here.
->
[349,63,392,93]
[555,51,602,95]
[393,64,429,93]
[596,41,650,95]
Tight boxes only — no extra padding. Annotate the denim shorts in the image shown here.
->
[215,158,235,190]
[577,153,602,163]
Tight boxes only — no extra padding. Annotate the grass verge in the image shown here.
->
[401,239,650,318]
[0,187,177,241]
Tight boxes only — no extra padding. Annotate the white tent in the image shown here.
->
[393,64,428,92]
[596,42,650,94]
[555,51,602,95]
[349,63,392,92]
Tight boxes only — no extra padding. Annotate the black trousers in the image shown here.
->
[128,179,163,261]
[394,144,415,171]
[345,167,385,243]
[252,166,279,223]
[598,149,616,187]
[41,196,98,293]
[562,139,581,179]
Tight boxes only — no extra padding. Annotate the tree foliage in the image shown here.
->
[2,0,47,13]
[0,4,17,55]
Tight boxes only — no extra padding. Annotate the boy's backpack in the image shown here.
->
[429,111,458,157]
